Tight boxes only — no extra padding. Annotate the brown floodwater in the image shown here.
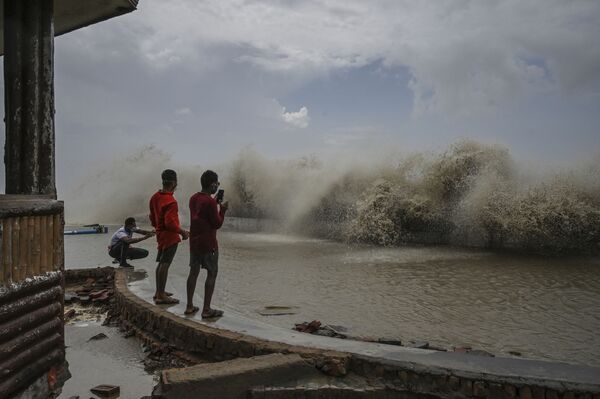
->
[65,224,600,367]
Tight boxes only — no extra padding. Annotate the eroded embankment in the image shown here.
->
[112,268,600,398]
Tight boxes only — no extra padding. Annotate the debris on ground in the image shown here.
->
[258,305,298,316]
[452,346,472,353]
[90,384,120,397]
[293,320,347,338]
[376,338,403,346]
[64,275,117,325]
[88,333,108,342]
[65,274,114,308]
[294,320,322,333]
[405,340,429,349]
[293,321,495,355]
[139,340,193,372]
[64,308,77,320]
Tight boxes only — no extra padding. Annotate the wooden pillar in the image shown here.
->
[3,0,56,198]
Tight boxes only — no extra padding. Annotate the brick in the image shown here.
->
[409,372,421,388]
[532,386,545,399]
[504,385,517,399]
[448,376,460,390]
[520,387,533,399]
[434,374,448,390]
[461,379,473,396]
[487,383,504,399]
[398,371,409,383]
[473,381,488,398]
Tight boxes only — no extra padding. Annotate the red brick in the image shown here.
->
[520,387,533,399]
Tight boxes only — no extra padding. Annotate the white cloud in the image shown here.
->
[281,106,309,128]
[175,107,192,116]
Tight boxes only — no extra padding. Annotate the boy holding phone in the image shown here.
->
[186,170,228,317]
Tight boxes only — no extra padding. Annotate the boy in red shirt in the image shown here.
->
[186,170,228,317]
[149,169,189,304]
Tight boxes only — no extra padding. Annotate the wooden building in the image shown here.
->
[0,1,139,397]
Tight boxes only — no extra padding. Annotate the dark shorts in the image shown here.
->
[156,243,178,264]
[189,250,219,273]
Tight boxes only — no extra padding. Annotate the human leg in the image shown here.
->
[201,251,222,318]
[185,263,201,314]
[154,244,179,304]
[109,241,131,267]
[126,247,149,260]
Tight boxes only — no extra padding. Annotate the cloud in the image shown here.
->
[281,106,309,128]
[124,0,600,116]
[175,107,192,116]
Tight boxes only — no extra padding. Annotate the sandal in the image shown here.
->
[153,291,174,300]
[154,297,180,305]
[201,309,224,319]
[184,306,200,315]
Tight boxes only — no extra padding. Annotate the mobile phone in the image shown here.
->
[216,189,224,203]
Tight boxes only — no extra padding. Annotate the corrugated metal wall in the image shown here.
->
[0,272,65,397]
[0,197,66,398]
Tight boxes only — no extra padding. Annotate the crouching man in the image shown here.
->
[108,217,154,268]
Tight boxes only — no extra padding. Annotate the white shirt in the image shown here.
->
[109,226,136,248]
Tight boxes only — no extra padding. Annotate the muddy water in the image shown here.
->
[65,226,600,367]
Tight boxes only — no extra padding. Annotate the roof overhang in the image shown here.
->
[0,0,139,55]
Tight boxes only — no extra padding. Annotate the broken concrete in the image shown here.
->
[153,353,319,399]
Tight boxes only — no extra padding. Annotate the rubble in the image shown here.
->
[293,321,494,355]
[90,384,120,397]
[88,333,108,341]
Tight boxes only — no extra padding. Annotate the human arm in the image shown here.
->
[149,199,157,228]
[207,199,227,229]
[133,227,155,236]
[120,234,152,244]
[164,202,189,239]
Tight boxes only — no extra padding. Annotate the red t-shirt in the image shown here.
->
[149,190,181,250]
[189,192,226,253]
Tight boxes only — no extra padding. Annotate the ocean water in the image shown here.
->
[65,225,600,368]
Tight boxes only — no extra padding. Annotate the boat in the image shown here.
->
[64,224,109,235]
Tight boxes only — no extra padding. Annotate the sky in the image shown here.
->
[1,0,600,193]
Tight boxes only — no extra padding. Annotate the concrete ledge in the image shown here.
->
[249,386,433,399]
[114,269,350,373]
[154,353,319,399]
[113,269,600,398]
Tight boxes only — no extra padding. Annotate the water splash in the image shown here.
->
[65,141,600,255]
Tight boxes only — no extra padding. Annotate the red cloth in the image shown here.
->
[189,192,226,253]
[149,190,182,250]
